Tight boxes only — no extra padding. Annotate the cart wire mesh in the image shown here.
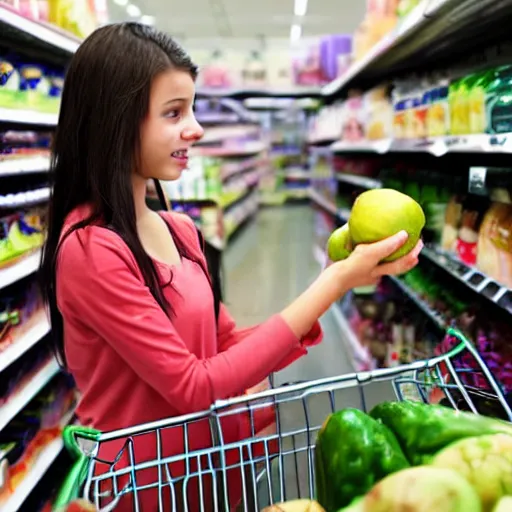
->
[56,328,512,511]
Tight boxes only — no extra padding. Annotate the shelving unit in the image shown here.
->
[0,5,78,507]
[0,314,50,372]
[331,134,512,157]
[0,108,58,126]
[0,250,42,289]
[0,156,51,177]
[1,407,76,512]
[0,358,60,431]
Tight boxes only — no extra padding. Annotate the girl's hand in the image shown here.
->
[332,230,423,291]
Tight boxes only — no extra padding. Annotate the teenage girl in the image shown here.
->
[40,22,422,511]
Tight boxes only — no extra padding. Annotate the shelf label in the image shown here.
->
[469,167,488,196]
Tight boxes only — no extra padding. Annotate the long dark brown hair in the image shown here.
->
[39,23,201,366]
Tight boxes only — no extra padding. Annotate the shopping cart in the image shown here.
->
[54,328,512,512]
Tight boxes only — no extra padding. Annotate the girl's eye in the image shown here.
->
[164,109,180,119]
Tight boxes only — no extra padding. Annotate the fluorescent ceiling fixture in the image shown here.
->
[126,3,141,16]
[290,24,302,42]
[294,0,308,16]
[113,0,128,5]
[140,14,155,25]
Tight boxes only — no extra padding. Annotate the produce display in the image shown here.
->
[311,400,512,512]
[327,189,425,262]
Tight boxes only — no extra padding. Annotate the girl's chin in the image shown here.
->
[156,167,186,181]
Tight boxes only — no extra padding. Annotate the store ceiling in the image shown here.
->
[107,0,365,41]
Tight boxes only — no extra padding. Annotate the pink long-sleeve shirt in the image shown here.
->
[56,206,322,510]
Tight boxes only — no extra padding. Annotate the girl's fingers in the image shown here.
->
[366,230,409,261]
[372,240,423,277]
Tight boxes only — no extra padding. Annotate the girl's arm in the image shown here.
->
[57,228,314,415]
[217,304,323,372]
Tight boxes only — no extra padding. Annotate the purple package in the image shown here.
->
[319,35,352,82]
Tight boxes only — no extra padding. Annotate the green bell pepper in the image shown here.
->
[315,408,409,512]
[370,400,512,465]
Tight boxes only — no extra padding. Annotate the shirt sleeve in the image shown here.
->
[217,303,323,373]
[57,227,304,415]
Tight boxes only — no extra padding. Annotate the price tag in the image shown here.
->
[469,167,488,196]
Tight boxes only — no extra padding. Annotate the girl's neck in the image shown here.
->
[132,173,152,222]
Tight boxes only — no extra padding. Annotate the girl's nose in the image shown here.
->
[182,118,204,141]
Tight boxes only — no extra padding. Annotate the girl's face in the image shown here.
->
[138,69,204,181]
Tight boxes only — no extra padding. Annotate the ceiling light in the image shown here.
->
[290,24,302,42]
[294,0,308,16]
[113,0,128,5]
[140,14,155,25]
[126,3,141,17]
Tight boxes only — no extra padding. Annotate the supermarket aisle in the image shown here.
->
[222,205,353,385]
[224,206,397,507]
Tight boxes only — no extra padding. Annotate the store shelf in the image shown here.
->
[331,134,512,156]
[0,314,50,373]
[282,169,311,180]
[195,141,267,157]
[388,276,447,330]
[0,250,41,290]
[284,188,312,200]
[0,357,60,431]
[0,108,58,126]
[0,187,50,209]
[196,86,322,99]
[309,189,339,217]
[335,173,382,189]
[332,302,373,372]
[221,157,267,182]
[421,246,512,314]
[322,0,452,96]
[312,244,372,371]
[0,156,50,177]
[321,0,511,98]
[0,4,80,56]
[2,407,76,512]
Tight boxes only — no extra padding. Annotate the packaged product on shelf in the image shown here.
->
[441,181,464,253]
[319,35,353,82]
[485,65,512,134]
[341,90,365,142]
[396,0,421,18]
[0,58,20,109]
[477,197,512,288]
[468,67,496,135]
[364,84,393,140]
[420,173,451,245]
[427,76,450,137]
[455,197,486,266]
[352,0,398,63]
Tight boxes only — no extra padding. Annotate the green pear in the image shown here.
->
[327,224,353,262]
[349,188,425,262]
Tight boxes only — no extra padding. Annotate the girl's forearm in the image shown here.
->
[279,264,349,339]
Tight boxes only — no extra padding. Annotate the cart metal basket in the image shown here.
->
[54,328,512,511]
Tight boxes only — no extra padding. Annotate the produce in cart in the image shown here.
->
[263,499,326,511]
[431,434,512,512]
[338,466,482,512]
[493,496,512,511]
[314,408,409,511]
[369,400,512,465]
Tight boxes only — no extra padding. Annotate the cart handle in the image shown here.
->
[53,425,102,509]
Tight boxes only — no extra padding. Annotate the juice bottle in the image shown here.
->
[486,66,512,134]
[448,77,461,135]
[469,68,496,134]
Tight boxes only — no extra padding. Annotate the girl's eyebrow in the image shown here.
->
[163,98,188,105]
